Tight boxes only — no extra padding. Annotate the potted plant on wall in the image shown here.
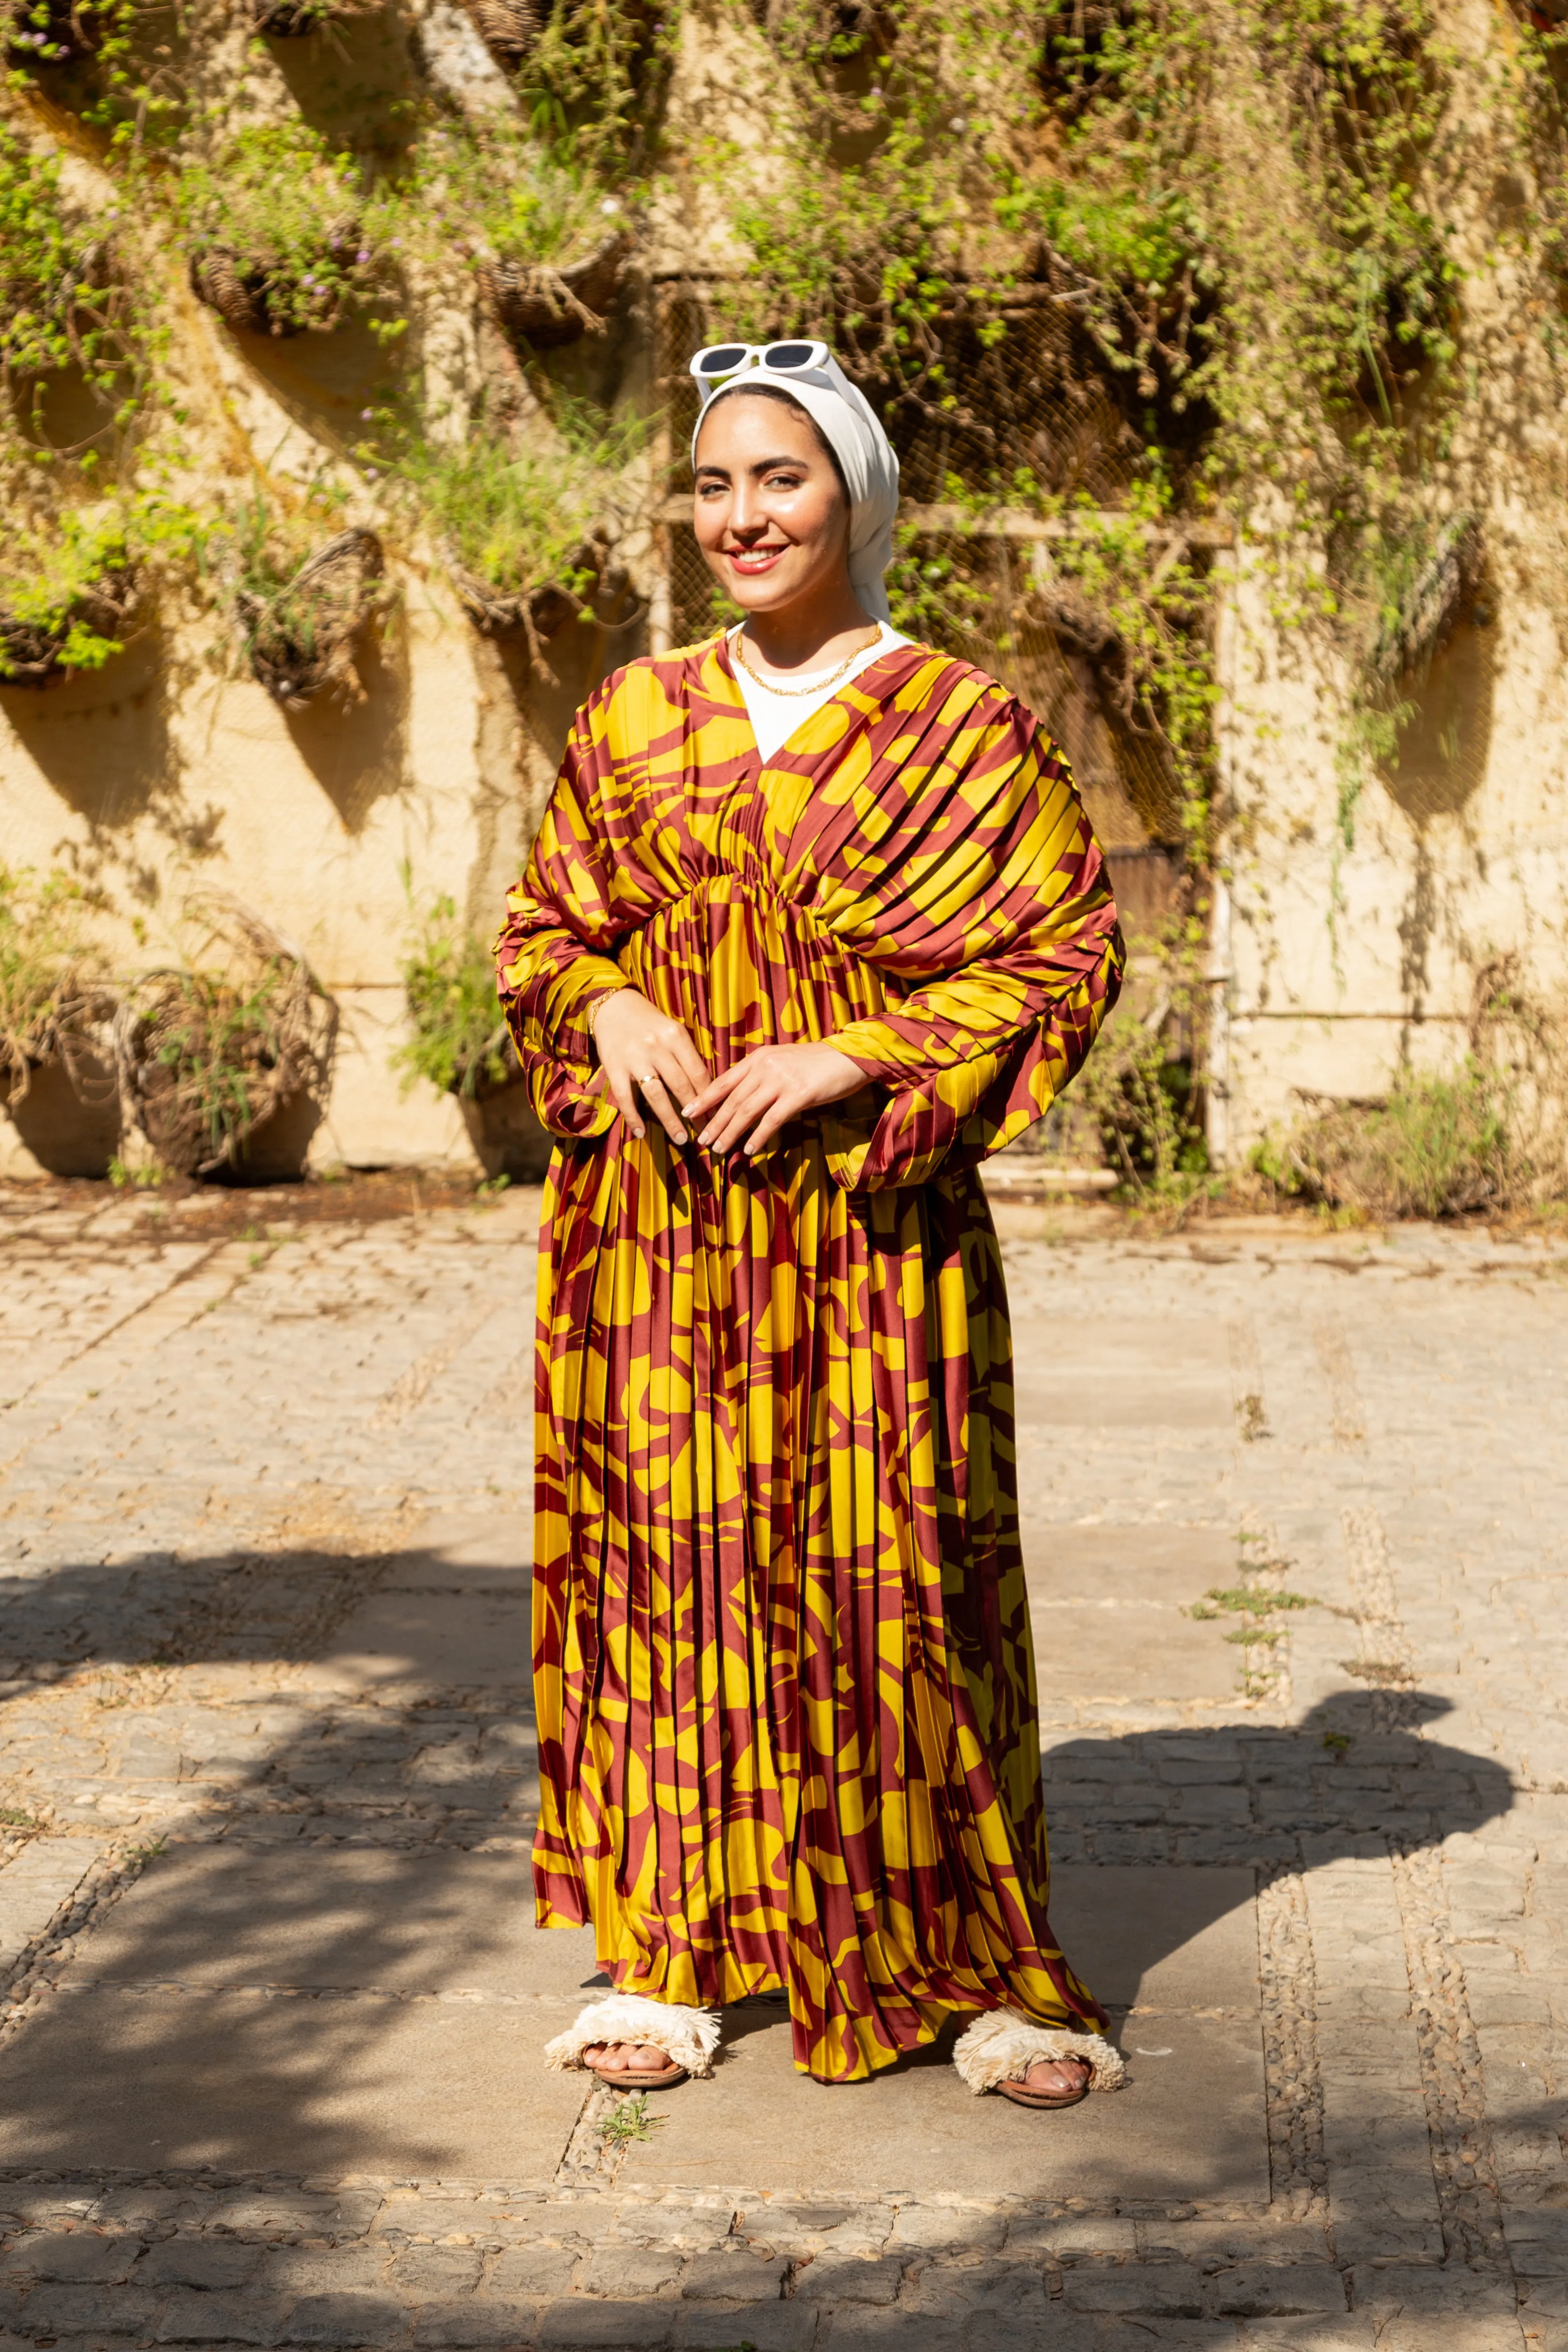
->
[0,126,140,454]
[178,120,396,339]
[420,122,632,348]
[0,508,138,688]
[222,498,391,707]
[0,866,120,1177]
[113,894,338,1182]
[381,394,641,674]
[396,890,551,1182]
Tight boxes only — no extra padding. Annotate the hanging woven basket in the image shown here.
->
[190,227,360,338]
[0,568,136,690]
[462,0,543,65]
[236,527,388,707]
[477,227,631,350]
[450,530,613,642]
[238,0,378,32]
[113,894,339,1182]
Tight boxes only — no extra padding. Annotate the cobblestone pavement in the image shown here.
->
[0,1181,1563,2351]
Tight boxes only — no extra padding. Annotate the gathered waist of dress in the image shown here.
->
[619,872,829,939]
[609,873,898,1042]
[613,874,878,979]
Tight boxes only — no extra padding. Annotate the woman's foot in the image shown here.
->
[951,2012,1125,2107]
[582,2040,683,2082]
[1007,2053,1092,2106]
[542,1994,720,2087]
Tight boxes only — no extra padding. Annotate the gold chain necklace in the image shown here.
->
[730,624,882,697]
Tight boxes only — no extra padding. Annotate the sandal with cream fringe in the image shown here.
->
[543,1993,720,2090]
[952,2013,1126,2110]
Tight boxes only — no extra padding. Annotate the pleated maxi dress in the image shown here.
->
[495,632,1125,2085]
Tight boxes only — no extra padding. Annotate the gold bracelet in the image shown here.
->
[586,990,623,1044]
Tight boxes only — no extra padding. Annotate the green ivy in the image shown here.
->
[522,0,673,172]
[396,117,624,274]
[396,893,512,1099]
[0,128,137,441]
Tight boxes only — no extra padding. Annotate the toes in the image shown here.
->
[587,2040,677,2076]
[1022,2055,1091,2094]
[631,2043,677,2073]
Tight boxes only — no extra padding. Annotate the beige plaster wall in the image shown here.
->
[0,524,624,1177]
[1208,0,1568,1166]
[1214,540,1568,1159]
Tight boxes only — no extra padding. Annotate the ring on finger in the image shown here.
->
[636,1072,660,1089]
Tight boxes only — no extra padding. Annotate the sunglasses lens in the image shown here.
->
[763,343,818,369]
[696,345,749,374]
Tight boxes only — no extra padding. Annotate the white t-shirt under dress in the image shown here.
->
[728,623,912,762]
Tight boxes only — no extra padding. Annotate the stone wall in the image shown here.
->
[1209,0,1568,1166]
[2,0,1565,1180]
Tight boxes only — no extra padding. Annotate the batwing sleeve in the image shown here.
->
[820,713,1125,1193]
[493,702,636,1141]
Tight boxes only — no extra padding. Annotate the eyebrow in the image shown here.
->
[694,453,812,480]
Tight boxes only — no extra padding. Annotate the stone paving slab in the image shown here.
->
[1026,1522,1247,1705]
[1048,1865,1257,2008]
[617,2002,1268,2202]
[1033,1598,1242,1704]
[56,1847,603,2000]
[0,1984,593,2173]
[1014,1316,1234,1431]
[0,1192,1561,2343]
[380,1514,534,1585]
[305,1588,535,1697]
[1022,1523,1238,1606]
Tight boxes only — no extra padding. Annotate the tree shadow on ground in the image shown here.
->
[0,1532,1520,2191]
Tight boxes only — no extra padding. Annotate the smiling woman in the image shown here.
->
[494,341,1128,2110]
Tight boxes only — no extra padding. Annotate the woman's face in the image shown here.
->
[692,393,851,616]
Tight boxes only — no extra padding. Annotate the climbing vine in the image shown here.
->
[0,127,141,455]
[709,0,1465,832]
[521,0,674,171]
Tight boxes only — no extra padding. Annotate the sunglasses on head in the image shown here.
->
[688,340,833,385]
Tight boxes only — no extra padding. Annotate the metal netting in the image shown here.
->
[655,282,1189,933]
[657,283,1144,505]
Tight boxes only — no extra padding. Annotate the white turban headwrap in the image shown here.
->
[690,352,902,626]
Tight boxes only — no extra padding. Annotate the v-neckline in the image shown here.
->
[714,627,911,768]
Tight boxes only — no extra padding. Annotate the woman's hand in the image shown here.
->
[682,1040,870,1158]
[588,989,710,1144]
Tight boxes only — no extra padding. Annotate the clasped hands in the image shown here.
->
[587,987,868,1156]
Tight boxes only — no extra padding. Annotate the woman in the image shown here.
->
[496,341,1126,2106]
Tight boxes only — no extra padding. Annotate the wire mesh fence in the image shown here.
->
[657,281,1145,505]
[655,279,1188,935]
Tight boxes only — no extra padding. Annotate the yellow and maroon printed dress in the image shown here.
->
[496,633,1124,2084]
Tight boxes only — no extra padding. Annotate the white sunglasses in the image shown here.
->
[688,340,834,385]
